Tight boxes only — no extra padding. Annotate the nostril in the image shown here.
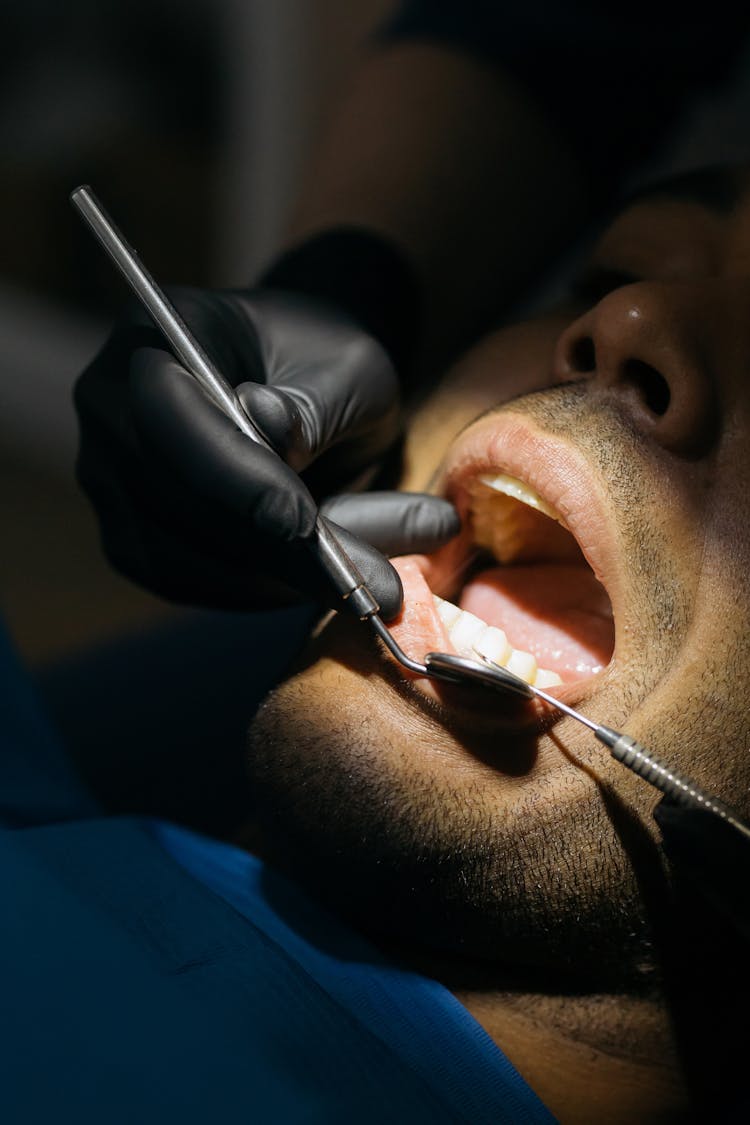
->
[569,336,596,374]
[622,359,671,416]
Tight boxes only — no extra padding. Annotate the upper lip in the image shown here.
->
[428,409,623,710]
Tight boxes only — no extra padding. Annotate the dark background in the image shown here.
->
[0,0,389,665]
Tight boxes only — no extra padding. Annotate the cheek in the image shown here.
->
[401,318,568,490]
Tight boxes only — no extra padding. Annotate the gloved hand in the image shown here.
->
[74,286,458,619]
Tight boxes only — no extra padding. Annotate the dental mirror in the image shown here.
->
[424,651,536,696]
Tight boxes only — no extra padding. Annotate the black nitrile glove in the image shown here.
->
[74,286,458,619]
[654,798,750,940]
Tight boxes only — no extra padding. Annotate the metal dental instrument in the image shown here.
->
[70,185,520,696]
[474,653,750,839]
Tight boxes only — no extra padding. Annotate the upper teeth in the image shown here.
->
[477,473,558,518]
[433,595,562,688]
[469,472,565,565]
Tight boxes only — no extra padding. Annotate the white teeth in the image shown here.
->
[506,649,537,683]
[473,626,511,666]
[434,598,462,630]
[433,595,562,688]
[469,472,566,565]
[448,609,487,656]
[477,473,558,519]
[534,668,564,689]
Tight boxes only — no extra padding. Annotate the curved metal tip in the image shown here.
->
[368,617,536,699]
[368,615,429,675]
[425,651,535,697]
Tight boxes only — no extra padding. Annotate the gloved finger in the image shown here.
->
[237,377,401,484]
[315,517,404,621]
[236,382,308,470]
[320,492,460,557]
[237,299,401,467]
[129,348,317,541]
[236,375,400,478]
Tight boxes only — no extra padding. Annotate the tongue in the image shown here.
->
[459,564,613,678]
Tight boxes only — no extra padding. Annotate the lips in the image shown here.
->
[384,412,619,704]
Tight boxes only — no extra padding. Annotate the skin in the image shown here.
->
[244,167,750,1121]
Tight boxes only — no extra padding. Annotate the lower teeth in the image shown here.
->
[433,595,562,688]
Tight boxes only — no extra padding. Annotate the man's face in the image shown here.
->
[247,167,750,984]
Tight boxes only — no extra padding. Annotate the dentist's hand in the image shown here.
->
[74,287,458,619]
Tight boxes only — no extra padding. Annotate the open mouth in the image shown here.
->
[388,415,617,695]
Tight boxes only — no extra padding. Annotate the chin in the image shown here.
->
[246,646,660,988]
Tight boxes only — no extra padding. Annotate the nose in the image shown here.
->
[554,282,721,457]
